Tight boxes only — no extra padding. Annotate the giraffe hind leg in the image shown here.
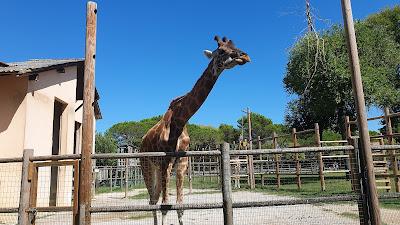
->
[176,156,188,225]
[140,158,161,225]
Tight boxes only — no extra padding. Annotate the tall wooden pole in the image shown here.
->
[80,2,97,225]
[246,108,255,189]
[341,0,381,224]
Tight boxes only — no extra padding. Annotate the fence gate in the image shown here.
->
[28,160,79,225]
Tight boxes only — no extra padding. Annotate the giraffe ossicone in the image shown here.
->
[140,35,250,225]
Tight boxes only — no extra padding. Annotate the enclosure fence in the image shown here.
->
[1,139,399,225]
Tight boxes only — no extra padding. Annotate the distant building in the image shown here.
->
[0,59,101,212]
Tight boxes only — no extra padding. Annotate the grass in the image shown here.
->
[243,174,353,198]
[124,212,153,220]
[380,198,400,209]
[129,190,149,200]
[339,212,359,220]
[96,176,220,194]
[96,174,399,210]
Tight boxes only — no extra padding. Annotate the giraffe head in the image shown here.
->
[204,36,250,73]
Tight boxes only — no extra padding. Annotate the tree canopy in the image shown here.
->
[284,7,400,135]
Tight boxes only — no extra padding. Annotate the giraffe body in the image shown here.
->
[140,36,250,225]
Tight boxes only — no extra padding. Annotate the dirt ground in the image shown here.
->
[4,188,398,225]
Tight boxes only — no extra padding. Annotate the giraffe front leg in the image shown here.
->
[161,161,173,225]
[176,156,188,225]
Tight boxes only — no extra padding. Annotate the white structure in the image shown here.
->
[0,59,101,211]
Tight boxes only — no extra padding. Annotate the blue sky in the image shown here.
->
[1,1,398,132]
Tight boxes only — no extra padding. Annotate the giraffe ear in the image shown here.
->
[203,50,213,59]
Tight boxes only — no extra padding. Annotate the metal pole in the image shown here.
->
[79,2,97,225]
[18,149,33,225]
[341,0,381,224]
[221,143,233,225]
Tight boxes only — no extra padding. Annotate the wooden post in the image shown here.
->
[247,108,255,189]
[341,0,381,223]
[73,160,80,225]
[314,123,325,191]
[221,143,233,225]
[124,158,129,198]
[273,132,281,189]
[79,2,97,224]
[292,128,301,190]
[345,116,352,140]
[18,149,33,225]
[258,136,262,160]
[351,139,368,225]
[202,149,205,182]
[345,115,356,188]
[384,107,399,192]
[259,135,263,186]
[188,157,193,194]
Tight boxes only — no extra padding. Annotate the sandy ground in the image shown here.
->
[3,188,398,225]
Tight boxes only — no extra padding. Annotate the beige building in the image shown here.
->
[0,59,101,213]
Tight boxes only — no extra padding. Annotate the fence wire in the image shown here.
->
[0,162,21,225]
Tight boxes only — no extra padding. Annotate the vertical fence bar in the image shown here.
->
[273,132,280,189]
[314,123,325,191]
[125,158,129,198]
[385,107,399,192]
[292,128,301,190]
[221,143,233,225]
[79,2,97,224]
[18,149,33,225]
[341,1,381,224]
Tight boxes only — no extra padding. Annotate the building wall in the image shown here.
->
[24,66,77,207]
[0,66,78,209]
[0,75,28,213]
[24,66,77,156]
[0,75,28,157]
[0,65,98,212]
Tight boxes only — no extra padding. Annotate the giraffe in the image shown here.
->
[140,35,250,225]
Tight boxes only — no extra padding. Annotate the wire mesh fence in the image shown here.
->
[1,144,399,225]
[0,162,22,225]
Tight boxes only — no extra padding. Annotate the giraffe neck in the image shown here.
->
[164,59,223,148]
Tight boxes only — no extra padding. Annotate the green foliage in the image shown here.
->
[95,132,118,166]
[238,112,283,140]
[284,7,400,136]
[322,129,342,141]
[106,116,162,146]
[187,124,223,148]
[218,124,240,144]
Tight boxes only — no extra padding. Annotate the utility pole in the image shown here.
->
[79,2,97,225]
[341,0,381,224]
[242,107,255,189]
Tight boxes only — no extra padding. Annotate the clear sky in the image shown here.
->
[1,1,398,132]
